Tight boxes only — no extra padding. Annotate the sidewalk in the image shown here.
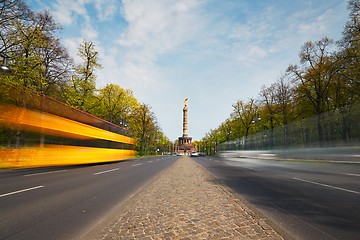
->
[86,156,284,239]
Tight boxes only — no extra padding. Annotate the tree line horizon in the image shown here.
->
[199,0,360,155]
[0,0,171,156]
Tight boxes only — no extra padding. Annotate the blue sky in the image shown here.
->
[29,0,349,141]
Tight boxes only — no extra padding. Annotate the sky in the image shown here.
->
[28,0,349,142]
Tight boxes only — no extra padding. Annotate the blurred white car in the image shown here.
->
[190,152,200,157]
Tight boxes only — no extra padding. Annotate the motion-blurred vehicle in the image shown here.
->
[190,152,200,157]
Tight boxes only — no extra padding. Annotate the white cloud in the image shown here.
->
[109,0,208,105]
[94,0,118,21]
[51,0,118,26]
[225,1,347,69]
[297,7,344,36]
[234,45,269,65]
[52,0,89,25]
[118,0,205,63]
[81,23,98,41]
[52,2,73,25]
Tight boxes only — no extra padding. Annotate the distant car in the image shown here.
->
[190,152,200,157]
[176,152,184,156]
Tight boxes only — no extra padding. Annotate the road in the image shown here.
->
[0,156,178,240]
[193,155,360,240]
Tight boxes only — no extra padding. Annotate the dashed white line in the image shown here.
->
[269,202,338,240]
[293,177,360,195]
[132,163,143,167]
[343,173,360,177]
[0,185,44,198]
[242,166,261,172]
[94,168,119,175]
[24,170,67,177]
[225,163,261,172]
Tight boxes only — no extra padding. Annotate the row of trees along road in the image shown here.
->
[200,0,360,154]
[0,0,171,155]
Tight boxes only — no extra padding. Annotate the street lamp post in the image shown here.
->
[252,114,261,150]
[227,130,232,150]
[0,54,11,73]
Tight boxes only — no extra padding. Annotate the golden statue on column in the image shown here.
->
[183,98,188,137]
[175,98,195,155]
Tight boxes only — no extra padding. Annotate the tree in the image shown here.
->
[231,98,257,149]
[338,0,360,99]
[3,18,47,105]
[32,11,72,97]
[129,103,157,156]
[259,84,278,149]
[1,9,72,102]
[217,119,234,142]
[273,74,296,148]
[155,131,171,154]
[341,0,360,48]
[328,0,360,142]
[64,40,101,112]
[95,84,138,124]
[0,0,32,56]
[201,129,219,155]
[287,37,339,146]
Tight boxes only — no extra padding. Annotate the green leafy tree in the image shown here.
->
[0,0,31,56]
[231,98,258,149]
[3,19,46,105]
[155,131,171,154]
[129,103,157,156]
[217,119,234,143]
[64,40,101,112]
[1,8,71,101]
[95,84,138,124]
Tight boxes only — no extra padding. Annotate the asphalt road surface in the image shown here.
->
[0,156,177,240]
[193,155,360,240]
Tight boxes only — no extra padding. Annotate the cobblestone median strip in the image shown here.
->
[90,157,284,240]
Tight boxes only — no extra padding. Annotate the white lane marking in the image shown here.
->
[0,186,44,198]
[269,202,338,240]
[343,173,360,177]
[242,166,261,172]
[24,170,67,177]
[94,168,119,175]
[293,177,360,195]
[149,160,153,163]
[225,163,261,172]
[132,163,143,167]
